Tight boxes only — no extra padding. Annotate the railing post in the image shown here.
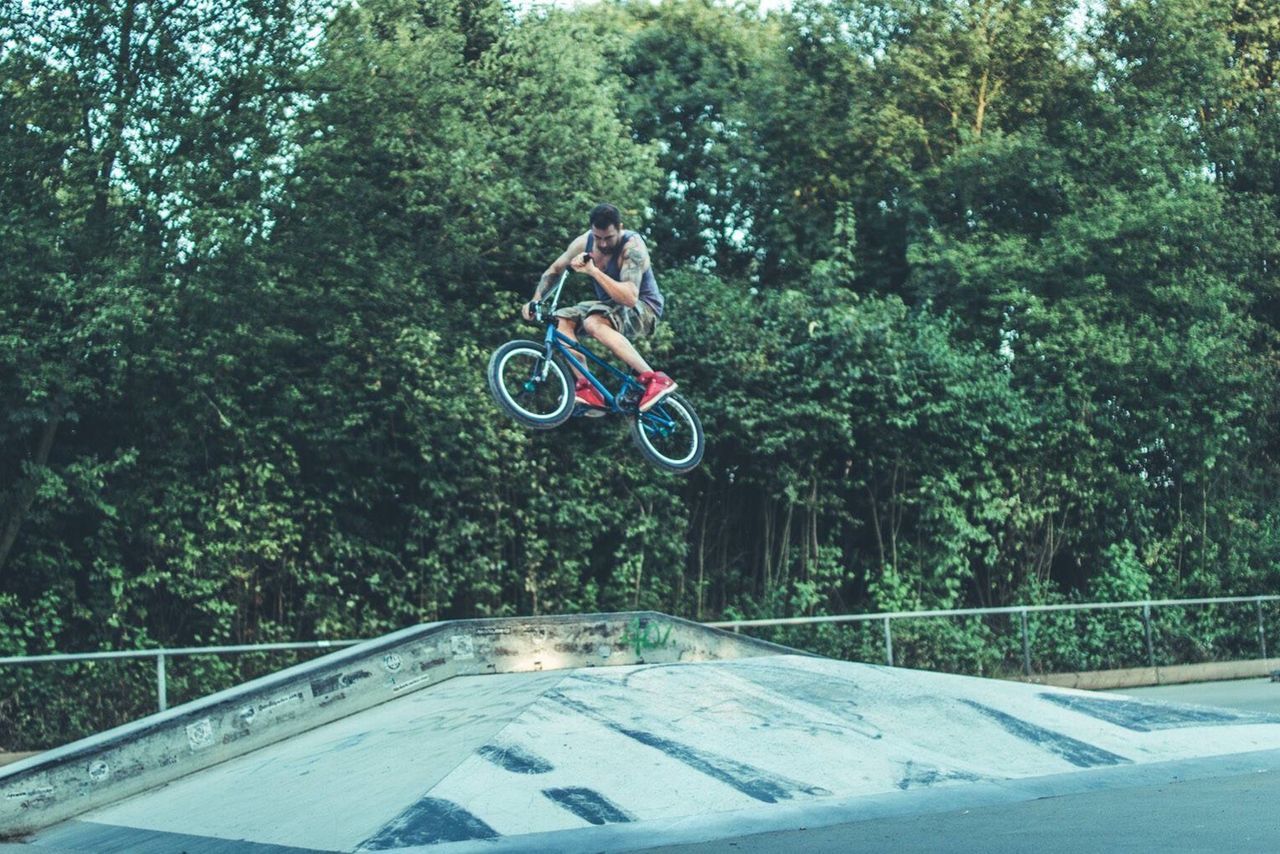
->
[1142,602,1156,669]
[157,652,168,712]
[1020,608,1032,676]
[883,616,894,667]
[1258,600,1268,660]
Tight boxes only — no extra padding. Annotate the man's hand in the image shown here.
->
[521,300,538,322]
[569,252,595,274]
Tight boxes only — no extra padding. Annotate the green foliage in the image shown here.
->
[3,0,1280,748]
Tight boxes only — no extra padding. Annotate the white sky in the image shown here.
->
[521,0,1096,31]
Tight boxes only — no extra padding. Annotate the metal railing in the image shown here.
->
[0,640,365,714]
[704,595,1280,672]
[1,596,1277,717]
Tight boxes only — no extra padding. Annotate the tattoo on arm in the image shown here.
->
[535,271,556,299]
[537,237,587,299]
[619,241,650,289]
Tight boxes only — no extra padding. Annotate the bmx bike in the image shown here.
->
[487,269,704,474]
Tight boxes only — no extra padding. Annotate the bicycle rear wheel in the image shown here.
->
[487,339,574,429]
[629,392,704,473]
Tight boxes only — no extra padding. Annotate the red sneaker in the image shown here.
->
[575,378,608,416]
[638,371,678,413]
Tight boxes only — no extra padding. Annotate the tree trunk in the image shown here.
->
[696,499,708,619]
[83,3,139,262]
[889,462,902,574]
[778,500,794,589]
[867,480,886,572]
[632,548,645,610]
[808,478,819,581]
[761,498,774,595]
[974,67,990,138]
[0,416,61,576]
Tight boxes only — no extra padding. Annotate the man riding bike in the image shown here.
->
[522,203,677,415]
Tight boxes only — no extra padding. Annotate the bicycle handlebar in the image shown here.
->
[529,268,571,324]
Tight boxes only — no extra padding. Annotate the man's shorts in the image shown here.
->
[554,299,658,339]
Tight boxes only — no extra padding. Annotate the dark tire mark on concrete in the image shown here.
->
[357,797,498,848]
[716,661,883,740]
[895,761,984,790]
[962,700,1131,768]
[542,787,634,824]
[547,690,830,803]
[1039,692,1280,732]
[478,742,554,774]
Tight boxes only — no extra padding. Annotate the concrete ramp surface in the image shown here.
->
[4,614,1280,852]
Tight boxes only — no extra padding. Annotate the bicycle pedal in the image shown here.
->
[574,404,608,419]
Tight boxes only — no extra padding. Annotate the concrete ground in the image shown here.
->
[6,662,1279,853]
[639,759,1280,853]
[640,679,1280,854]
[1109,677,1280,715]
[3,677,1270,771]
[16,665,1280,853]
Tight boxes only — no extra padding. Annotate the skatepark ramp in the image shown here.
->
[3,612,1280,852]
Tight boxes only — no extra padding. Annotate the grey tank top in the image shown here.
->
[586,231,664,317]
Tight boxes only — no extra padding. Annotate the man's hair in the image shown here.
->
[588,203,622,230]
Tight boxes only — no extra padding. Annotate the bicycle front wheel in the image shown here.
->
[630,392,704,474]
[487,339,574,429]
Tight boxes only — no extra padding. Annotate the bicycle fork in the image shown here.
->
[536,332,556,383]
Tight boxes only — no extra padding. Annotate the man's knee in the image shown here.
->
[583,313,615,337]
[557,317,578,335]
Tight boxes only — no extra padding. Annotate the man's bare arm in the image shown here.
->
[581,236,646,307]
[534,236,588,300]
[618,238,650,294]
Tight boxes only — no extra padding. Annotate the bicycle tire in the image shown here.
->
[487,339,575,429]
[629,392,705,474]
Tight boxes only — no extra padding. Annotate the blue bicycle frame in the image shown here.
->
[531,268,678,430]
[543,325,647,416]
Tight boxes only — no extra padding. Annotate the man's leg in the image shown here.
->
[558,316,607,414]
[581,313,652,375]
[582,312,677,412]
[556,318,588,381]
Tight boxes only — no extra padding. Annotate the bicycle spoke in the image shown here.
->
[494,346,569,421]
[637,399,696,464]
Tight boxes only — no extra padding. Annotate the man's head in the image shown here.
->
[588,203,623,252]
